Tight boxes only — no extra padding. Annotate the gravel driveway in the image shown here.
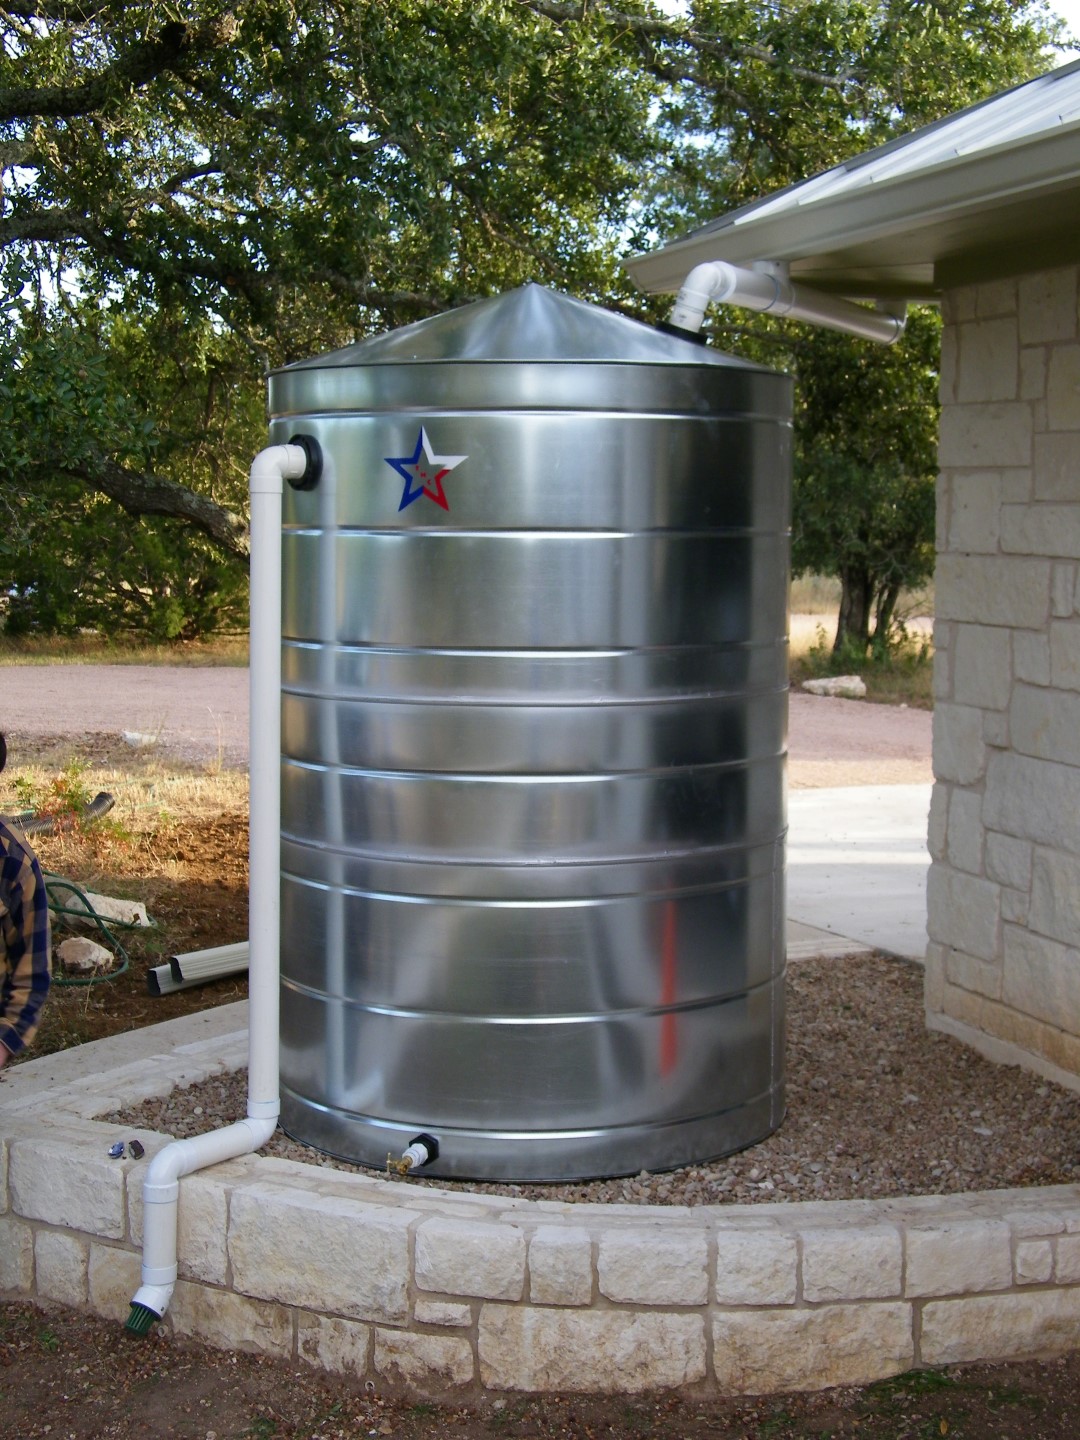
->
[0,662,932,784]
[0,664,251,768]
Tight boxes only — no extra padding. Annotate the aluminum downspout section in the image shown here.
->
[670,261,907,344]
[127,442,315,1332]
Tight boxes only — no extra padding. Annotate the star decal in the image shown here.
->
[385,427,467,512]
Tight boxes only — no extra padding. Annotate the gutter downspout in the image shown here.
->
[670,260,907,344]
[126,439,319,1334]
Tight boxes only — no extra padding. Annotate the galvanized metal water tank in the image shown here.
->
[269,284,792,1181]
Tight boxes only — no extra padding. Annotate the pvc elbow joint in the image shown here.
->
[130,1282,173,1321]
[126,1285,173,1335]
[249,437,322,495]
[669,263,737,334]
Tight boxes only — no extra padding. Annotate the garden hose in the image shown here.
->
[1,790,150,984]
[42,872,156,987]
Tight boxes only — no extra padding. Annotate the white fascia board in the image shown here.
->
[625,124,1080,297]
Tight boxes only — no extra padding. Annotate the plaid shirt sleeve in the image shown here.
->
[0,820,52,1058]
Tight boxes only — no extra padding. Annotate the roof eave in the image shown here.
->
[624,124,1080,301]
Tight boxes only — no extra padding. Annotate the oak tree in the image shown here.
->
[0,1,1062,636]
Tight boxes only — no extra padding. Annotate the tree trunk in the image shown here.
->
[872,581,900,654]
[833,567,873,655]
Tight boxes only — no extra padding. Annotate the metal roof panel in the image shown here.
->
[627,60,1080,299]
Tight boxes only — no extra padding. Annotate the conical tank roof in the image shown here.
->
[277,283,760,370]
[269,283,789,417]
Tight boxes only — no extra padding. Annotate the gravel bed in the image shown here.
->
[109,953,1080,1206]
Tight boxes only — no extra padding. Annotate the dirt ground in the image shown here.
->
[4,667,1075,1438]
[4,1298,1080,1440]
[1,731,250,1058]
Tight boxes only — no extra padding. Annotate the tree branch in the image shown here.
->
[2,2,120,19]
[0,13,241,123]
[518,0,852,90]
[0,138,35,169]
[57,457,250,560]
[0,205,109,245]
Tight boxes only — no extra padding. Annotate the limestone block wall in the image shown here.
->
[929,265,1080,1087]
[4,1012,1080,1398]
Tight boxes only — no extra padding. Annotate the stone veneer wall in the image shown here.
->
[4,1013,1080,1397]
[928,264,1080,1087]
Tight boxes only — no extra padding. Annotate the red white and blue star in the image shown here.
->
[385,427,467,512]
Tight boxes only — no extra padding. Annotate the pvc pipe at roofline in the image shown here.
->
[128,442,313,1333]
[670,260,907,344]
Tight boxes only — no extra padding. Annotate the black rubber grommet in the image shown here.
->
[656,320,709,346]
[286,433,323,490]
[411,1132,440,1164]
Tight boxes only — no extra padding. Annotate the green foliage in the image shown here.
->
[628,0,1058,252]
[870,1366,962,1398]
[0,305,252,639]
[2,1,654,340]
[1,0,661,636]
[794,437,936,654]
[244,1418,278,1439]
[10,759,95,818]
[628,3,1053,656]
[2,500,248,640]
[790,311,940,653]
[0,1,1061,639]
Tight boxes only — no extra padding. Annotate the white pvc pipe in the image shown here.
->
[129,1117,278,1320]
[248,444,309,1115]
[670,261,907,344]
[129,442,311,1329]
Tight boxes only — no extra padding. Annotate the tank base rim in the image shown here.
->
[279,1086,786,1183]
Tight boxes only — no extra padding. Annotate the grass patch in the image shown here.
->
[0,633,248,666]
[791,575,934,619]
[869,1368,961,1400]
[757,1407,797,1434]
[1,738,248,830]
[790,573,843,613]
[790,620,934,709]
[790,577,934,709]
[1,738,250,1060]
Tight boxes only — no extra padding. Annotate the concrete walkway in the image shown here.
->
[787,784,931,962]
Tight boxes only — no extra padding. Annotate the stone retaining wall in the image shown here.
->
[3,1012,1080,1397]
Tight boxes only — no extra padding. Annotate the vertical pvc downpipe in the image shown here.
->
[248,444,310,1117]
[126,442,315,1333]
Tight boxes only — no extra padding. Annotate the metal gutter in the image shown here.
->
[625,123,1080,299]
